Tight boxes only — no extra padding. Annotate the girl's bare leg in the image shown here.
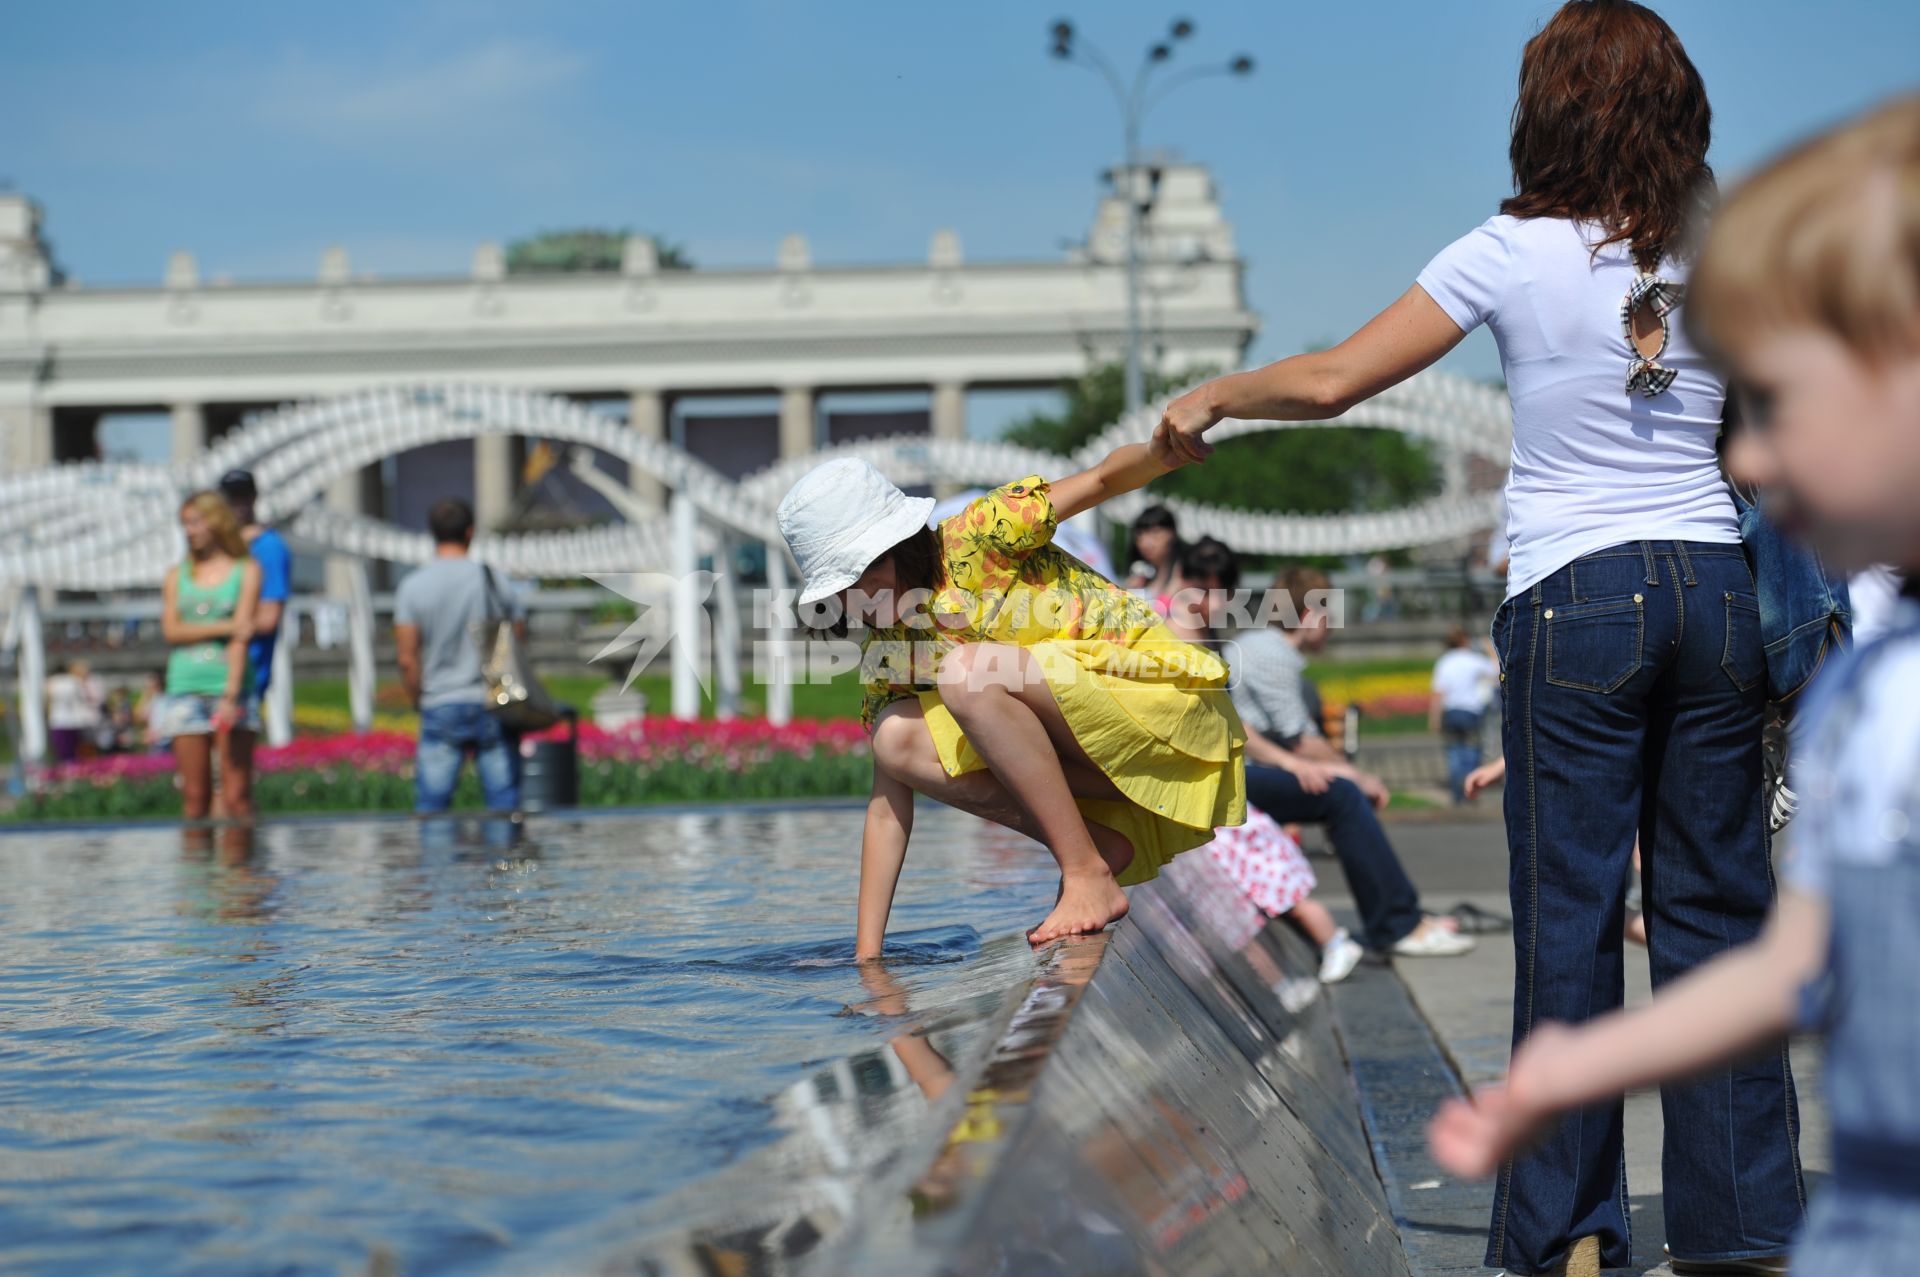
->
[936,643,1130,945]
[871,702,1135,876]
[220,729,256,820]
[1288,897,1338,948]
[174,734,213,820]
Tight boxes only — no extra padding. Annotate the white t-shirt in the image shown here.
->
[1432,647,1497,714]
[1846,565,1904,647]
[1784,596,1920,897]
[1417,215,1739,599]
[46,674,100,730]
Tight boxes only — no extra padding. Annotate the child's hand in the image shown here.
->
[1429,1085,1528,1178]
[1464,758,1506,799]
[1155,387,1220,466]
[1147,425,1184,472]
[1428,1022,1574,1177]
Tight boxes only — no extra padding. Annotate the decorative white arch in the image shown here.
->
[0,370,1509,591]
[1,372,1508,756]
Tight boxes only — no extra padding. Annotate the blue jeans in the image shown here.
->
[1488,541,1804,1273]
[416,702,520,812]
[1243,762,1423,951]
[1440,707,1485,804]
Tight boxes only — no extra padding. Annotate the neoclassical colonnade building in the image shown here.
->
[0,164,1256,541]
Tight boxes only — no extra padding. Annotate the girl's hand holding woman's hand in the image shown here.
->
[1154,386,1222,467]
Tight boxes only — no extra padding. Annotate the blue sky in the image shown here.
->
[4,0,1916,397]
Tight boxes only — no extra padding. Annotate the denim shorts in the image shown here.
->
[151,692,262,740]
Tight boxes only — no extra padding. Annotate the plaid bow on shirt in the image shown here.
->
[1621,273,1685,398]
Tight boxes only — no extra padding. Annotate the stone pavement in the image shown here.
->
[1311,815,1828,1276]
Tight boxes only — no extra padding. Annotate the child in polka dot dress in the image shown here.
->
[1200,806,1364,984]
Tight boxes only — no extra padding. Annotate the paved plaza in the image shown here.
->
[1321,815,1829,1276]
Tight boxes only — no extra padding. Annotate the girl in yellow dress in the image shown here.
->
[775,438,1246,957]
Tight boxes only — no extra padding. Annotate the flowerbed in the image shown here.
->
[1312,670,1435,726]
[9,718,873,822]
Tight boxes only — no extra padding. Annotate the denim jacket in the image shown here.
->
[1733,486,1852,703]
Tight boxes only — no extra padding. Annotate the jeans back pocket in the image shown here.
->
[1544,594,1644,694]
[1722,592,1765,692]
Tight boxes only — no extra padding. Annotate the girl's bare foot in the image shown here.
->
[1028,868,1129,946]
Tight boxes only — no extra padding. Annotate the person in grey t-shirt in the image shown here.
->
[394,498,526,811]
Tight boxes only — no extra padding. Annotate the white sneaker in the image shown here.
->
[1318,928,1365,984]
[1392,919,1476,958]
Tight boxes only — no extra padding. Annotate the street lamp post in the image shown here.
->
[1051,19,1254,420]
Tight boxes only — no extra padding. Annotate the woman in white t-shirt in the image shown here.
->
[1156,3,1802,1273]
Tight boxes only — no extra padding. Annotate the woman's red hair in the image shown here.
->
[1502,0,1713,270]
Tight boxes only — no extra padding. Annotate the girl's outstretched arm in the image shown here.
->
[1047,436,1184,524]
[1429,888,1829,1178]
[856,766,915,961]
[1157,285,1467,464]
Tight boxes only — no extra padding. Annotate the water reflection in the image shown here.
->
[0,805,1055,1275]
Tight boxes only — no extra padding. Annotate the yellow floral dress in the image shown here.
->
[859,476,1246,885]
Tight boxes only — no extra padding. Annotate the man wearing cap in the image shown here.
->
[219,470,292,703]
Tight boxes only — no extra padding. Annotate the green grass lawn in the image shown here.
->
[292,668,869,724]
[1302,655,1431,681]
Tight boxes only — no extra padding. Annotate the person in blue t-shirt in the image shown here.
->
[218,470,290,698]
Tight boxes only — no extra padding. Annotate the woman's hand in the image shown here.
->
[212,694,240,732]
[1154,386,1222,466]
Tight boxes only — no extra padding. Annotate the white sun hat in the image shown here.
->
[777,457,937,605]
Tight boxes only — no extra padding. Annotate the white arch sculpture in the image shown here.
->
[0,372,1510,759]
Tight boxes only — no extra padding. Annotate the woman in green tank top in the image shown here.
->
[158,492,263,819]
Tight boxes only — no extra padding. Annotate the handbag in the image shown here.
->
[1732,486,1852,704]
[1723,387,1852,705]
[477,566,560,731]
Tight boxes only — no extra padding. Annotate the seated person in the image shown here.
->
[1167,541,1471,958]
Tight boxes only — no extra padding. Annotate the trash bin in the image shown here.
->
[519,706,579,812]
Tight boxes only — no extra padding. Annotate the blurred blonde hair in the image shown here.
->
[1689,93,1920,365]
[180,491,250,560]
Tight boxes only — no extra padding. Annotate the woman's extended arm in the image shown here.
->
[856,765,916,961]
[1157,285,1468,464]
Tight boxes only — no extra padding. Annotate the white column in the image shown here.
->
[13,586,46,763]
[170,402,206,467]
[266,609,295,747]
[345,559,376,736]
[669,493,702,720]
[931,382,966,441]
[474,433,514,533]
[324,472,363,601]
[779,386,815,460]
[765,542,793,727]
[627,388,666,517]
[0,402,52,475]
[930,381,967,498]
[712,533,742,721]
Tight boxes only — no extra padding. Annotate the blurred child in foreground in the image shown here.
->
[1430,95,1920,1277]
